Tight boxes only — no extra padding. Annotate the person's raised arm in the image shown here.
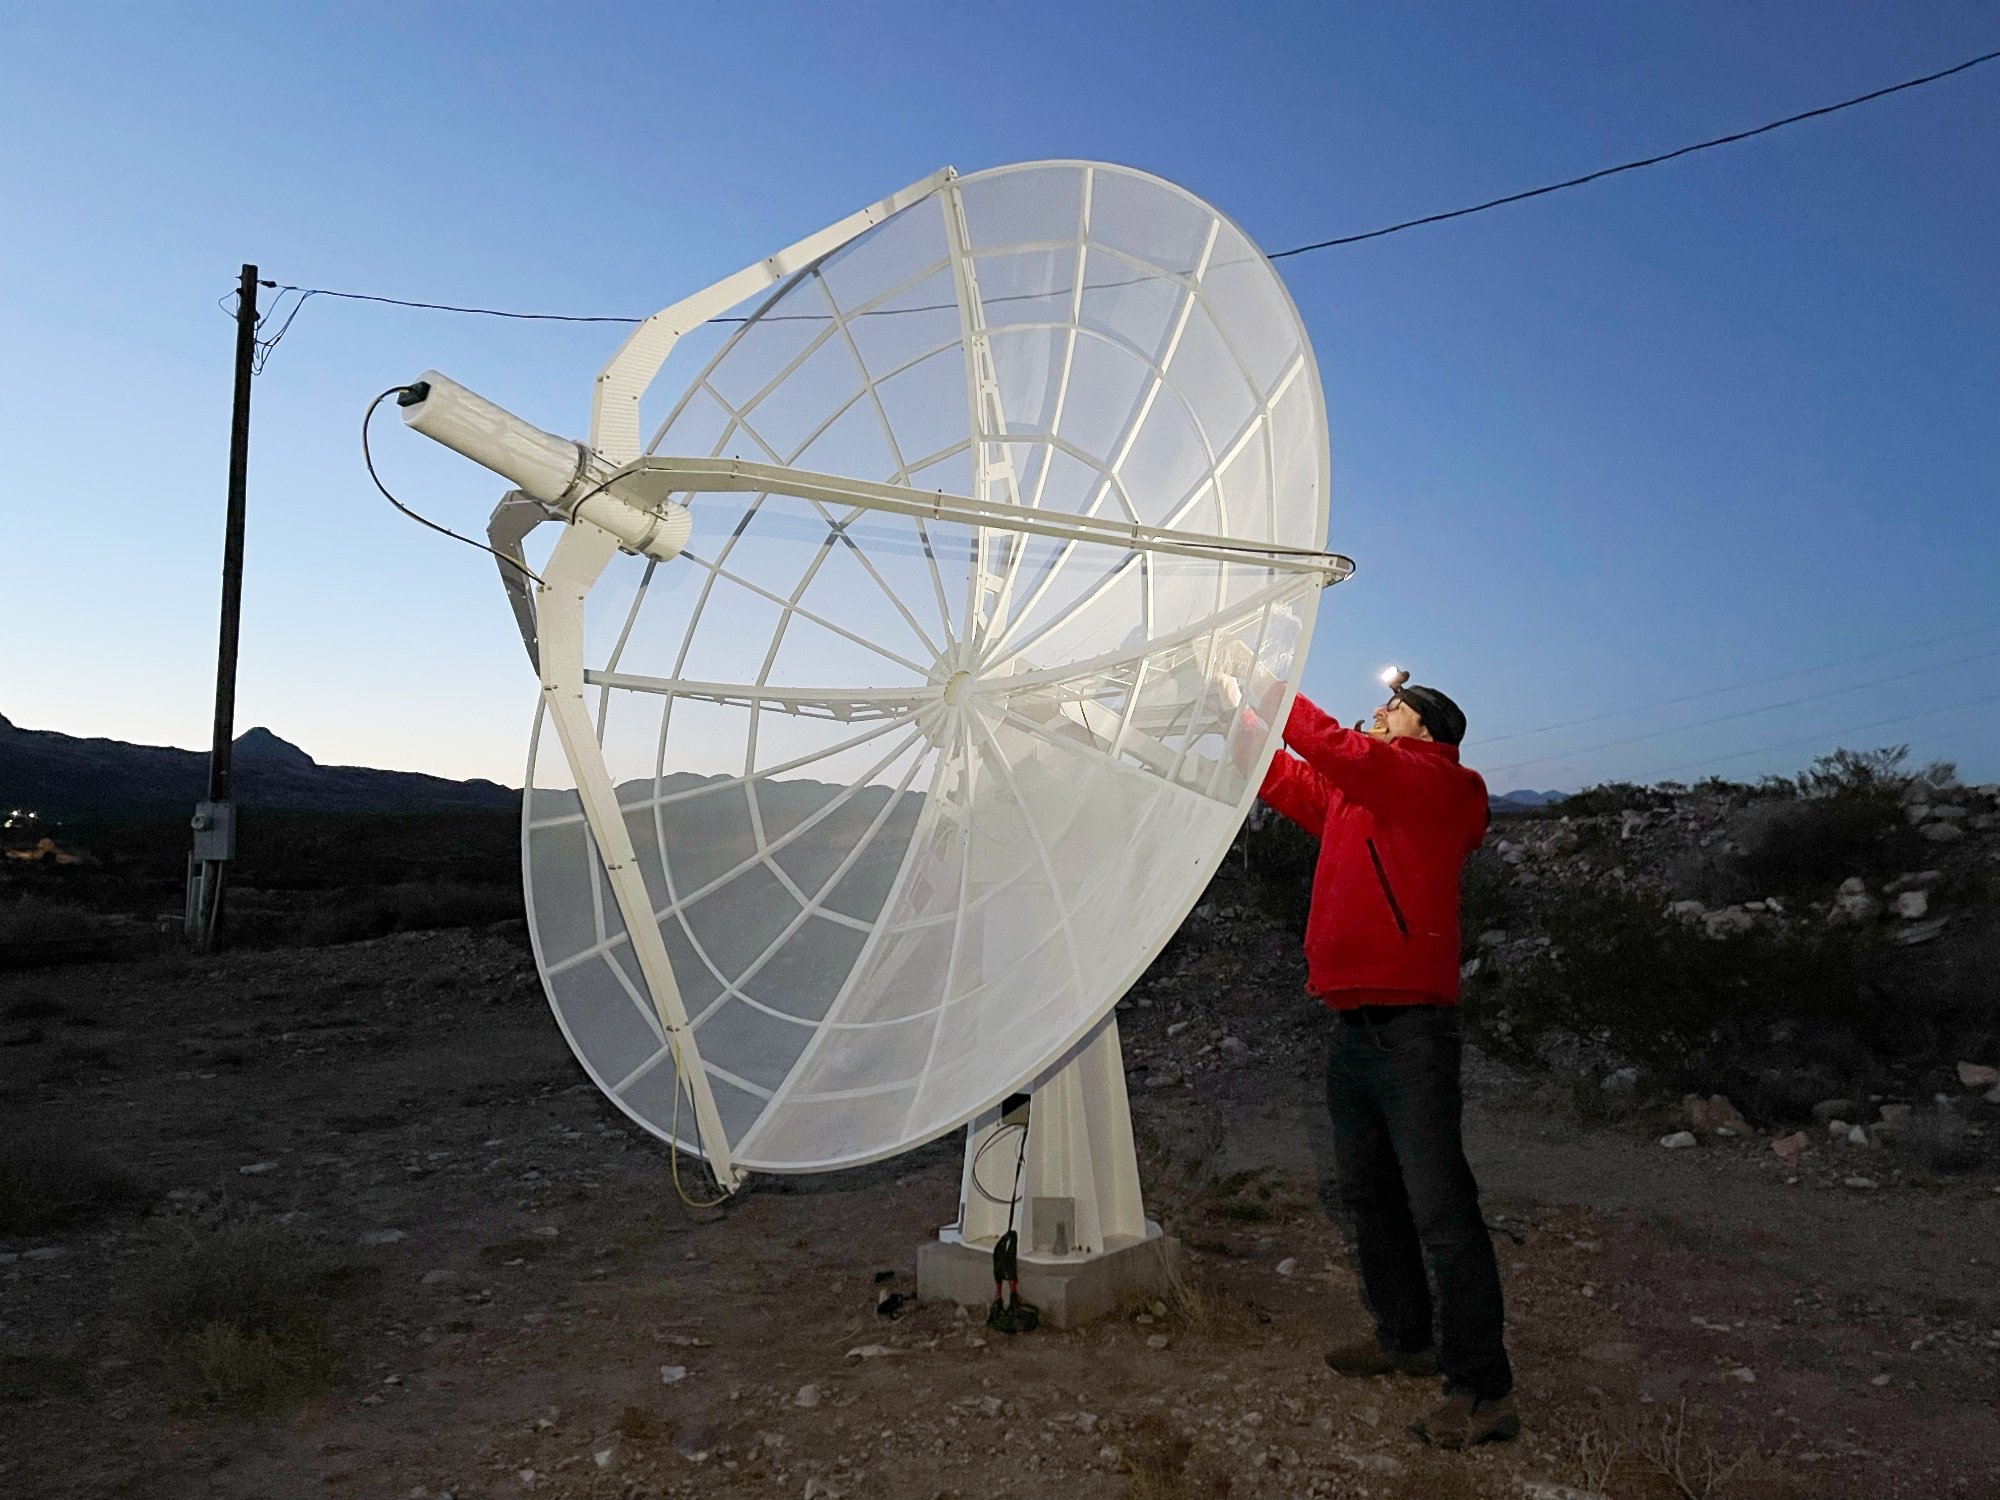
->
[1258,743,1330,834]
[1279,693,1412,808]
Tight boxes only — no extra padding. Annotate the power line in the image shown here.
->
[1641,689,2000,779]
[1481,646,2000,775]
[1468,620,2000,747]
[1270,45,2000,256]
[244,45,2000,338]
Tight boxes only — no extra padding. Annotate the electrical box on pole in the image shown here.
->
[186,263,258,950]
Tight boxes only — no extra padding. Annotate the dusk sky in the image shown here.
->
[4,3,1996,794]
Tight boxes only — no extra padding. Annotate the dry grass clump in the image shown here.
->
[127,1223,342,1411]
[1119,1410,1218,1500]
[1160,1251,1216,1335]
[1549,1402,1847,1500]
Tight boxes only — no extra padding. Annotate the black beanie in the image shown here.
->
[1395,684,1467,747]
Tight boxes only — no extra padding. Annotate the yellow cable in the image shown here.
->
[665,1034,733,1211]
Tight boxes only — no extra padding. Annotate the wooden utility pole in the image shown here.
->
[186,263,258,950]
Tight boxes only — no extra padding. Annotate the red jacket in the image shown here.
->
[1257,694,1489,1007]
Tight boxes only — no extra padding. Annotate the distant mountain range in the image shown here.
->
[1491,788,1567,812]
[0,712,516,825]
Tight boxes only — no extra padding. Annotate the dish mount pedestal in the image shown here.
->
[917,1016,1179,1327]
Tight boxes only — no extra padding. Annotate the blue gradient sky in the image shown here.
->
[3,3,1995,793]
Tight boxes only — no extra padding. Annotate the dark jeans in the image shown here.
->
[1326,1005,1513,1399]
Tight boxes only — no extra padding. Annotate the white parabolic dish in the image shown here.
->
[521,161,1334,1173]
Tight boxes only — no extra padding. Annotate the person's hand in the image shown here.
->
[1211,638,1279,714]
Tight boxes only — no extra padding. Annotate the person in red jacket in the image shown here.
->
[1220,650,1517,1449]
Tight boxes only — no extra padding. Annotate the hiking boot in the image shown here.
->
[1323,1338,1438,1379]
[1409,1388,1520,1449]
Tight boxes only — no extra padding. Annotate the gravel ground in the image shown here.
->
[2,910,1997,1500]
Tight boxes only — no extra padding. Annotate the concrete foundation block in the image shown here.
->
[916,1231,1180,1329]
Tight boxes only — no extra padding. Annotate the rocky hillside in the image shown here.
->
[1439,760,2000,1175]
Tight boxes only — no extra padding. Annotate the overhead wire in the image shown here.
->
[1642,688,2000,780]
[1268,45,2000,256]
[1482,645,2000,775]
[243,45,1999,336]
[1467,620,2000,747]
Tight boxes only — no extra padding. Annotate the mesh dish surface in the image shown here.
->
[523,161,1331,1170]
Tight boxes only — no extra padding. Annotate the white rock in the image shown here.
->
[659,1364,687,1384]
[1843,1176,1878,1190]
[1838,876,1869,896]
[844,1344,898,1359]
[239,1161,278,1176]
[1829,890,1881,925]
[1894,891,1930,920]
[794,1384,822,1408]
[1601,1066,1640,1092]
[1986,1084,2000,1106]
[22,1246,63,1262]
[1275,1257,1298,1277]
[1929,803,1970,822]
[1165,1020,1191,1037]
[1659,1131,1697,1150]
[1958,1061,2000,1089]
[1220,1036,1249,1058]
[1845,1124,1869,1146]
[1921,822,1966,844]
[1146,1334,1170,1349]
[1728,1366,1757,1383]
[358,1229,407,1246]
[1702,907,1756,939]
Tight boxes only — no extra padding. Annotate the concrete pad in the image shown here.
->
[916,1232,1181,1329]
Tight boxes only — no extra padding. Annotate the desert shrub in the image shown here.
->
[288,881,523,947]
[0,1140,149,1233]
[1244,813,1317,934]
[1472,881,1864,1077]
[0,897,106,945]
[1786,744,1952,799]
[1556,782,1677,818]
[1735,746,1946,896]
[128,1224,342,1410]
[1458,853,1515,956]
[1737,795,1915,894]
